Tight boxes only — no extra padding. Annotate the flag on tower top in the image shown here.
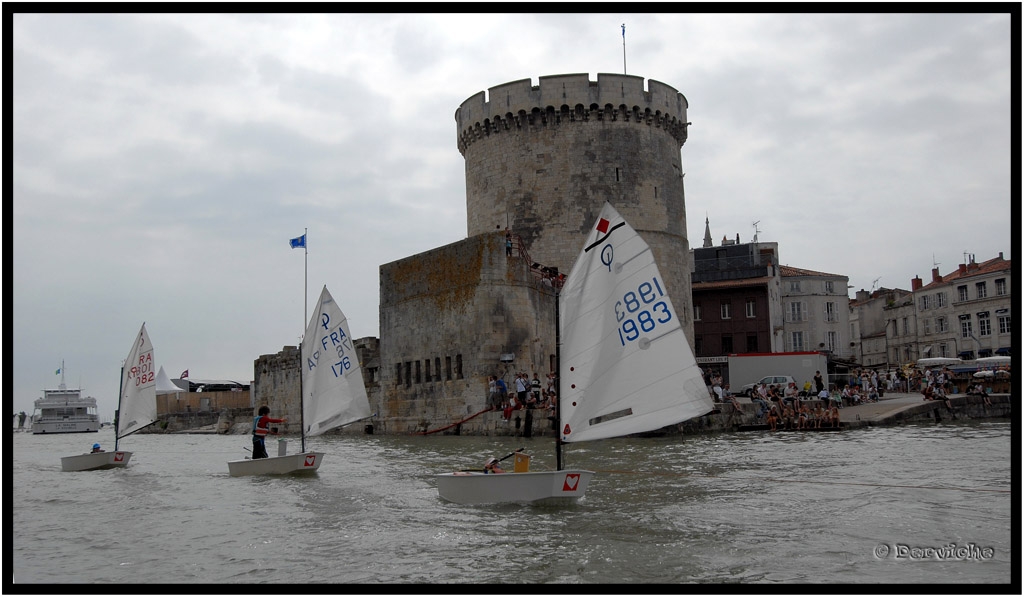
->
[290,234,306,249]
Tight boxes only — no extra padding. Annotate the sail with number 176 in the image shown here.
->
[227,285,372,476]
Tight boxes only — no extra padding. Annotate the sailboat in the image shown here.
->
[436,202,715,504]
[61,323,159,472]
[228,285,372,476]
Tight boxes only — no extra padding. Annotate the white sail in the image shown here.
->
[117,323,158,439]
[559,202,714,443]
[301,286,372,437]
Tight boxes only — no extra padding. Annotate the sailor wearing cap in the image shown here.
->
[91,443,104,453]
[483,457,505,474]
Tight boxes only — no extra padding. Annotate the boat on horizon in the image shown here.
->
[32,362,100,435]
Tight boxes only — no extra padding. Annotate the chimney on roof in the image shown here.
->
[856,289,869,302]
[932,268,942,283]
[958,263,967,275]
[999,252,1004,259]
[911,276,923,291]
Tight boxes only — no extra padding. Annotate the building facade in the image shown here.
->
[906,253,1012,361]
[848,287,913,368]
[779,265,852,358]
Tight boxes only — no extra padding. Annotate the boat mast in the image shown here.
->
[300,348,306,453]
[114,362,124,452]
[555,285,563,471]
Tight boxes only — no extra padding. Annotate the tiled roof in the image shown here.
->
[919,256,1011,291]
[779,264,845,278]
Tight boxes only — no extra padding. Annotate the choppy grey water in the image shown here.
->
[9,420,1013,588]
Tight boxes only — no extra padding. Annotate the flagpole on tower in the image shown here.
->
[622,23,627,74]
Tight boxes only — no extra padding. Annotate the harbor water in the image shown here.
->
[9,420,1013,587]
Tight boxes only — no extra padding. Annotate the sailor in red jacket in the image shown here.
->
[251,405,287,459]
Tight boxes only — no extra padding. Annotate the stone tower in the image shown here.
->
[455,73,694,340]
[374,73,695,435]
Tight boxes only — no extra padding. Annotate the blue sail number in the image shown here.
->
[615,277,673,345]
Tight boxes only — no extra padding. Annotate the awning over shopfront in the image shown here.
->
[995,347,1011,355]
[978,349,993,358]
[958,351,975,360]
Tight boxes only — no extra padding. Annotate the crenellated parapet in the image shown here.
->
[455,73,689,155]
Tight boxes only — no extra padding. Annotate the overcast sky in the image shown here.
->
[12,11,1013,419]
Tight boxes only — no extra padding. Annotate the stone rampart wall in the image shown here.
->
[379,232,557,434]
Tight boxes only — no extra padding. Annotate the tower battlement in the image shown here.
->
[455,73,689,155]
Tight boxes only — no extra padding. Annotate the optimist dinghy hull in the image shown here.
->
[61,451,132,472]
[436,469,594,505]
[227,451,324,477]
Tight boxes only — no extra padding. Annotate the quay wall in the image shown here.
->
[839,394,1012,429]
[201,394,1011,437]
[142,407,253,434]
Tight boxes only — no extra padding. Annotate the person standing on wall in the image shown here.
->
[814,370,825,395]
[515,373,529,411]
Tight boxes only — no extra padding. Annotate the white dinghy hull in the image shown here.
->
[61,451,132,472]
[436,469,594,505]
[227,451,325,477]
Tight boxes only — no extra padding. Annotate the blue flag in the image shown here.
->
[290,234,306,249]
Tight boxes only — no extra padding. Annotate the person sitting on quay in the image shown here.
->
[818,405,832,429]
[781,404,796,430]
[812,403,825,429]
[865,385,880,403]
[766,406,779,431]
[817,387,832,409]
[968,383,992,406]
[797,404,810,429]
[922,385,935,401]
[933,385,953,410]
[719,384,744,416]
[783,382,800,407]
[751,391,770,419]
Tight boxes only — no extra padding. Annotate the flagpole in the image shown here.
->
[301,227,307,453]
[621,23,627,74]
